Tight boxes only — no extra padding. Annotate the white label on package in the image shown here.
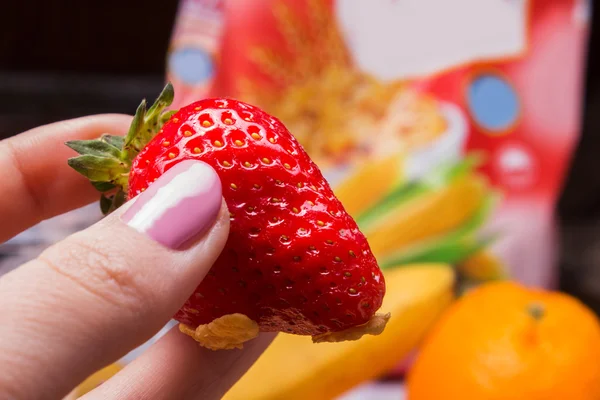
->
[335,0,528,81]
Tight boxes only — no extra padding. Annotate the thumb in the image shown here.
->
[0,160,228,399]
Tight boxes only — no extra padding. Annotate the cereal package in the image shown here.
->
[168,0,591,290]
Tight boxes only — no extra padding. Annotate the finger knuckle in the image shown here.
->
[39,236,156,313]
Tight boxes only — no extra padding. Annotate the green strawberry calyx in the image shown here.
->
[65,83,177,214]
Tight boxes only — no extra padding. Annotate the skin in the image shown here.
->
[0,115,275,400]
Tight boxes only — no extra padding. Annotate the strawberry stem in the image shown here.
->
[65,82,177,215]
[122,82,175,161]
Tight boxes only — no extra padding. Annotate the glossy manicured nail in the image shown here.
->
[121,160,222,249]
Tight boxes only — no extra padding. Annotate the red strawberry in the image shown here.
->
[66,83,387,349]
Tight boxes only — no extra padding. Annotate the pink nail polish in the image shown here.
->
[121,160,222,249]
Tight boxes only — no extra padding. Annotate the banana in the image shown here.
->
[66,363,124,398]
[224,264,455,400]
[457,249,507,282]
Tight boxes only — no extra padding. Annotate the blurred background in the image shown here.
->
[1,1,600,398]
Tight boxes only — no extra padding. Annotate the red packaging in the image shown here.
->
[168,0,590,289]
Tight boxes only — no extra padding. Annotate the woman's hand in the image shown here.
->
[0,115,274,400]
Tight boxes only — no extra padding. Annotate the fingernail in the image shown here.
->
[121,160,222,249]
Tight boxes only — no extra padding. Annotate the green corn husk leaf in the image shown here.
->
[380,234,496,268]
[379,192,499,268]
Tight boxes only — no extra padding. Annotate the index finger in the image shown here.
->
[0,114,132,243]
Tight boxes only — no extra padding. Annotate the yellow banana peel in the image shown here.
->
[364,174,488,259]
[333,154,404,218]
[224,264,455,400]
[65,362,124,398]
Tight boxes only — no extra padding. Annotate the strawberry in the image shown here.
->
[66,83,387,348]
